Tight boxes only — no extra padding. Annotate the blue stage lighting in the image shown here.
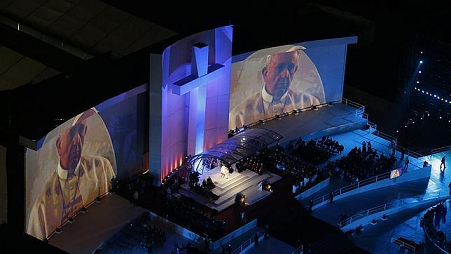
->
[420,60,423,64]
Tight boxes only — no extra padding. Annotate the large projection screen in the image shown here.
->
[25,109,117,240]
[25,85,147,240]
[229,37,356,130]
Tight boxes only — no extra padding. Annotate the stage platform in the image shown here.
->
[251,103,367,144]
[179,166,282,212]
[48,194,146,254]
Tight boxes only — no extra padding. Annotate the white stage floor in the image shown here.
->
[179,166,281,212]
[48,194,146,254]
[251,103,367,144]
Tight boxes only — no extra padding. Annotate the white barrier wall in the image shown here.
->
[313,166,432,210]
[341,196,449,232]
[295,178,330,200]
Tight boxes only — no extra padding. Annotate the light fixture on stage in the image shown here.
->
[420,60,423,64]
[313,105,318,110]
[419,71,422,73]
[421,51,423,54]
[258,119,265,124]
[68,217,75,223]
[416,81,419,83]
[275,114,281,120]
[55,227,62,234]
[328,102,334,107]
[396,130,399,133]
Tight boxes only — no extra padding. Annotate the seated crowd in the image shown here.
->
[164,193,225,239]
[258,147,326,194]
[287,136,344,165]
[235,154,264,174]
[327,141,396,183]
[188,171,219,200]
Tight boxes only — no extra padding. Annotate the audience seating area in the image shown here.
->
[326,142,396,184]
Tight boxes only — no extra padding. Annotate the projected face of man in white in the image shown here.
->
[262,51,299,101]
[56,122,86,172]
[26,109,116,240]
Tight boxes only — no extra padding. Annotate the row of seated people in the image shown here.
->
[201,177,216,190]
[287,136,343,165]
[317,136,344,155]
[187,171,218,200]
[258,148,326,193]
[190,182,219,201]
[164,196,225,239]
[327,145,396,183]
[235,154,264,174]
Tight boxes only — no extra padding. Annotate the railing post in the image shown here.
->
[376,176,378,182]
[384,204,386,210]
[357,182,360,188]
[340,188,342,195]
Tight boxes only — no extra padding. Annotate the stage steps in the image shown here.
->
[179,170,282,212]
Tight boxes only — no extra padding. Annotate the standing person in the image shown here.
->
[390,140,396,156]
[403,156,410,172]
[329,191,334,204]
[400,147,405,161]
[27,109,116,240]
[230,46,322,128]
[440,156,446,172]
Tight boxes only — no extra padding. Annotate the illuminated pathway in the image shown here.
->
[304,129,451,253]
[341,150,451,253]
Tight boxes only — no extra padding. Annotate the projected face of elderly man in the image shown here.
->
[56,121,86,172]
[262,50,299,102]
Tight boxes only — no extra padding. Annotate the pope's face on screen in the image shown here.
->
[262,51,299,101]
[56,122,87,171]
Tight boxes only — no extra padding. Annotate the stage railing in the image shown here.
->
[391,237,417,252]
[338,199,396,228]
[342,98,365,115]
[396,145,425,159]
[232,232,263,254]
[431,145,451,155]
[229,101,345,137]
[311,171,391,207]
[373,130,397,144]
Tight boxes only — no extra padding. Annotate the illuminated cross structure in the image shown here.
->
[172,42,225,156]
